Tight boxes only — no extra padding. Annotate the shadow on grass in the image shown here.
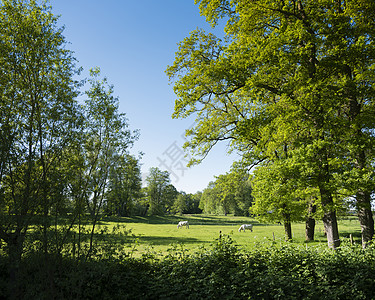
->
[101,215,270,227]
[339,229,362,244]
[303,228,362,245]
[42,214,270,228]
[101,215,182,224]
[136,235,210,246]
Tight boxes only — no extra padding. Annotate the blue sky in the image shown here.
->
[51,0,237,193]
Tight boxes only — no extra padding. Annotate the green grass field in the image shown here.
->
[98,214,363,257]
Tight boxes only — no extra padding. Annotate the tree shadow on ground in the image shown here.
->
[101,215,269,227]
[135,235,209,246]
[306,228,362,245]
[101,215,182,224]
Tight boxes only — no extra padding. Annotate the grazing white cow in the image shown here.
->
[177,221,189,229]
[238,224,253,232]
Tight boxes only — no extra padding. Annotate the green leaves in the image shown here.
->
[145,167,177,216]
[199,166,252,216]
[168,0,375,246]
[7,237,375,299]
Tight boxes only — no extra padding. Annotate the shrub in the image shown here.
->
[1,236,375,299]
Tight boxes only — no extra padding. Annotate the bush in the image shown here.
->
[2,236,375,299]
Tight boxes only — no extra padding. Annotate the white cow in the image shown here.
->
[238,224,253,232]
[177,221,189,229]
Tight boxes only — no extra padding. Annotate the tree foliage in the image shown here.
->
[0,0,143,268]
[199,167,253,216]
[82,67,138,217]
[0,0,82,263]
[105,154,142,217]
[167,0,375,248]
[172,192,202,215]
[145,167,178,216]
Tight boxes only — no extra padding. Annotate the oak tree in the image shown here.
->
[167,0,375,248]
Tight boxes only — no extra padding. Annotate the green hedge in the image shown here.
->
[2,236,375,299]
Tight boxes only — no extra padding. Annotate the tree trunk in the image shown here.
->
[316,148,340,249]
[283,211,292,241]
[344,61,374,248]
[320,187,340,249]
[341,60,374,246]
[357,190,374,248]
[305,217,315,241]
[322,210,340,249]
[284,221,292,241]
[355,149,374,248]
[305,201,316,241]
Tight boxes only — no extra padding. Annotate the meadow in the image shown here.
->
[99,214,363,257]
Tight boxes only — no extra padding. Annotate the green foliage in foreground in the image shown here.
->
[2,235,375,300]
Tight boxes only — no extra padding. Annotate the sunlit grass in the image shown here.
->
[96,214,362,257]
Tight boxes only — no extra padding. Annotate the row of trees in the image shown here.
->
[167,0,375,249]
[104,166,202,217]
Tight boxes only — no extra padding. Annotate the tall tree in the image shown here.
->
[0,0,81,273]
[82,67,138,258]
[173,192,189,215]
[145,167,174,216]
[163,183,179,214]
[214,166,253,216]
[172,192,201,215]
[199,181,222,214]
[105,154,142,217]
[167,0,375,249]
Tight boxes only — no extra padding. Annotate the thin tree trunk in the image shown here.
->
[40,132,49,255]
[87,179,107,260]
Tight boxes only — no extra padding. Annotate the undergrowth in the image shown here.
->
[1,235,375,299]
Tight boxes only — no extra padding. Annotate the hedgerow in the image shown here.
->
[2,235,375,299]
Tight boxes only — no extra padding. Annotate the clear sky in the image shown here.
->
[51,0,238,194]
